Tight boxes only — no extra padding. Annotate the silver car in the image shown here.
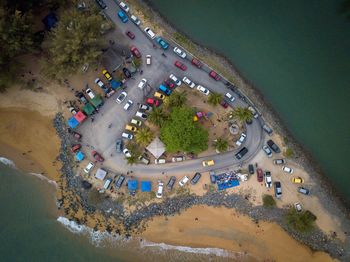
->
[262,145,272,158]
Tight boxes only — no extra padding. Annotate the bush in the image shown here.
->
[262,194,276,207]
[284,148,294,158]
[285,209,316,233]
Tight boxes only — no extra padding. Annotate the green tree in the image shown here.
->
[213,137,228,152]
[168,90,187,108]
[228,107,253,123]
[42,9,105,79]
[135,127,154,147]
[208,92,222,106]
[125,141,141,165]
[148,107,168,127]
[160,106,208,154]
[285,209,317,233]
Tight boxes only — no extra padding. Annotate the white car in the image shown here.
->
[248,106,259,118]
[262,145,272,158]
[197,85,210,95]
[139,104,151,112]
[94,78,105,88]
[124,100,133,111]
[146,55,151,65]
[294,202,303,212]
[173,46,186,58]
[135,111,147,120]
[83,162,95,174]
[155,158,166,164]
[130,15,141,26]
[119,1,129,12]
[123,148,131,158]
[85,88,95,99]
[182,77,195,88]
[282,166,294,174]
[235,133,247,146]
[116,91,127,104]
[225,92,235,102]
[179,176,189,187]
[264,171,272,188]
[172,156,185,162]
[138,78,147,90]
[169,74,181,86]
[156,181,164,198]
[144,27,156,39]
[122,132,133,140]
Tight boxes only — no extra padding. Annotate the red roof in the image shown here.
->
[74,111,87,123]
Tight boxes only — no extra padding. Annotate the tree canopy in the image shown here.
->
[160,106,208,154]
[229,107,253,123]
[208,92,222,106]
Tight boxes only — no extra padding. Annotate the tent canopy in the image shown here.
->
[110,79,122,90]
[74,111,87,123]
[90,94,103,107]
[217,180,239,191]
[141,181,151,192]
[75,151,85,161]
[128,180,138,191]
[67,117,79,129]
[95,168,107,181]
[146,137,165,159]
[83,103,95,115]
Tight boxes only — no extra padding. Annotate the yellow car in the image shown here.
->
[154,91,165,100]
[102,69,112,81]
[202,160,215,167]
[125,124,137,132]
[291,177,304,184]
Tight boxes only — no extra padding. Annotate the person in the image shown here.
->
[161,52,166,57]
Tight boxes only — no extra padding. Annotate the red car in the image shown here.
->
[92,151,104,162]
[126,31,135,39]
[71,144,81,153]
[220,100,229,108]
[191,58,202,68]
[257,168,263,182]
[174,60,187,71]
[130,46,141,58]
[164,79,175,89]
[209,70,221,81]
[146,98,160,107]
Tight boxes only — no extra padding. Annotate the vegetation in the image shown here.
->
[284,148,294,158]
[228,107,253,123]
[125,141,141,165]
[262,195,276,208]
[135,127,154,147]
[213,137,229,152]
[208,92,222,106]
[161,106,208,154]
[285,208,317,233]
[168,90,187,108]
[148,107,168,127]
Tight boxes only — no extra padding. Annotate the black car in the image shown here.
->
[209,171,216,184]
[267,139,281,153]
[235,147,248,160]
[95,0,107,9]
[115,175,125,189]
[191,172,202,185]
[298,187,310,195]
[75,91,88,104]
[248,164,255,175]
[274,181,282,199]
[116,139,123,153]
[166,176,176,190]
[123,67,132,78]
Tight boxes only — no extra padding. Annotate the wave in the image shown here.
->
[0,157,16,168]
[29,172,57,187]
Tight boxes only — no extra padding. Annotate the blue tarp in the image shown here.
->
[75,151,85,161]
[110,79,122,90]
[128,180,138,191]
[141,181,151,192]
[217,180,240,191]
[67,117,79,129]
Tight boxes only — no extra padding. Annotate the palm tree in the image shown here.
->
[125,154,138,165]
[213,138,229,152]
[135,127,154,146]
[124,142,141,165]
[168,90,187,107]
[148,107,168,127]
[228,107,253,123]
[208,92,222,106]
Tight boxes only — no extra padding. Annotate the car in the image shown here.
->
[191,172,202,185]
[116,139,123,153]
[124,100,133,110]
[274,159,285,165]
[267,139,281,153]
[164,79,175,89]
[159,84,172,96]
[248,106,259,118]
[174,61,187,71]
[115,175,125,189]
[130,46,141,58]
[69,106,78,115]
[118,11,128,23]
[122,132,133,140]
[156,36,169,49]
[209,171,216,184]
[83,162,95,174]
[92,151,104,162]
[294,202,303,212]
[167,176,176,190]
[125,30,135,40]
[264,171,272,188]
[146,98,160,107]
[292,177,304,184]
[179,176,189,187]
[156,181,164,198]
[138,78,147,90]
[262,145,272,158]
[172,156,185,162]
[282,166,294,174]
[155,158,166,164]
[262,124,273,135]
[191,58,202,68]
[125,124,137,132]
[256,168,263,182]
[169,74,181,86]
[135,111,147,120]
[123,148,131,158]
[102,69,112,81]
[196,85,210,95]
[138,155,150,165]
[71,131,82,140]
[102,178,112,190]
[248,164,254,175]
[225,92,235,102]
[95,0,107,9]
[298,187,310,195]
[139,104,151,112]
[235,147,248,160]
[119,1,129,12]
[94,78,109,93]
[202,160,215,167]
[130,15,141,26]
[173,46,186,58]
[71,144,81,153]
[236,133,247,146]
[182,76,195,88]
[131,118,142,126]
[154,91,165,100]
[116,91,127,104]
[274,181,282,199]
[122,68,131,78]
[85,88,95,99]
[220,100,229,108]
[209,70,221,81]
[144,27,156,39]
[146,55,151,65]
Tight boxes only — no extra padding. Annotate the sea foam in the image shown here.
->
[29,172,57,187]
[0,157,16,168]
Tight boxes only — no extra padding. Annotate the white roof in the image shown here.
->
[95,168,107,181]
[146,137,165,159]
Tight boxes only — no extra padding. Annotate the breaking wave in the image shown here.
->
[29,172,57,187]
[0,157,16,168]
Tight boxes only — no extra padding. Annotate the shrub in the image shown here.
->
[284,148,294,158]
[285,208,316,233]
[262,194,276,207]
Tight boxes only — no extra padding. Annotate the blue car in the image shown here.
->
[159,84,172,96]
[156,37,169,50]
[118,11,128,23]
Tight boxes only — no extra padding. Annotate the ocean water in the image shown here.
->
[150,0,350,202]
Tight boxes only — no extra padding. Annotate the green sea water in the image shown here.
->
[150,0,350,201]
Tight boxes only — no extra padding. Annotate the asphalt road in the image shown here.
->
[77,0,265,177]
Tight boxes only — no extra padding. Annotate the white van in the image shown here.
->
[155,158,166,164]
[144,27,156,39]
[103,178,112,190]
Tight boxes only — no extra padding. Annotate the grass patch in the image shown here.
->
[284,148,294,158]
[176,186,190,195]
[285,209,317,233]
[262,194,276,208]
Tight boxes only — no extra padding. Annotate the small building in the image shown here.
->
[101,47,126,73]
[146,137,165,159]
[95,168,107,181]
